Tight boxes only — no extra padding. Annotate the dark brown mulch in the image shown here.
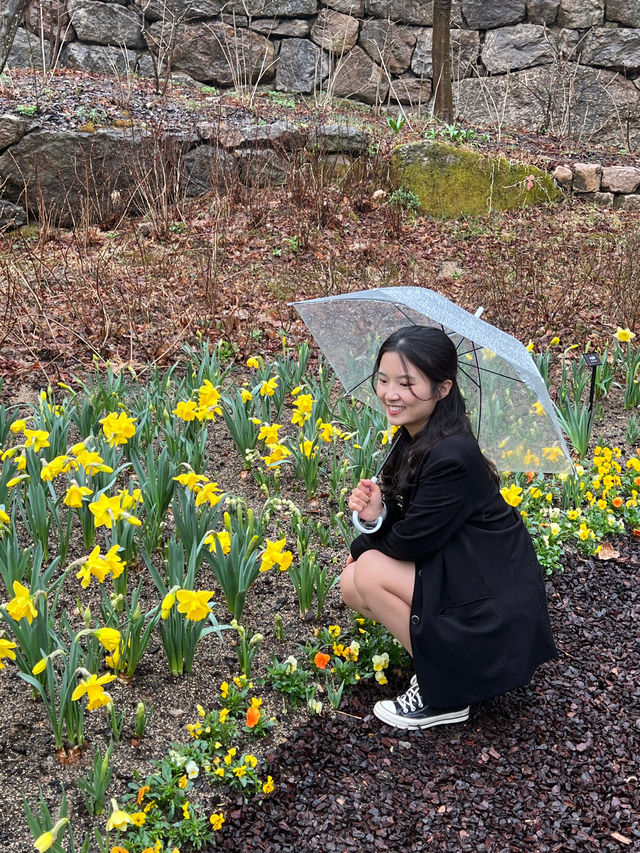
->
[216,542,640,853]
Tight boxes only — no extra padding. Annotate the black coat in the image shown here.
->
[350,431,557,708]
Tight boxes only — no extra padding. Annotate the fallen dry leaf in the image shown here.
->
[596,542,620,560]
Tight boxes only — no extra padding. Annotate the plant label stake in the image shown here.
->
[582,352,602,423]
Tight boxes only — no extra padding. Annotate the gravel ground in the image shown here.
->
[218,543,640,852]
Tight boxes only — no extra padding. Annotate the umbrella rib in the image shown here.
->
[344,372,375,397]
[392,304,420,325]
[469,342,482,441]
[457,364,481,390]
[459,361,526,382]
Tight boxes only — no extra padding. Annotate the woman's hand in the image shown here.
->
[348,478,383,522]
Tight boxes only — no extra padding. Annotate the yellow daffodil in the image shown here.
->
[258,423,282,446]
[76,546,113,588]
[72,672,116,710]
[318,421,336,442]
[0,637,17,669]
[500,485,523,507]
[95,627,121,653]
[240,388,253,403]
[176,589,213,621]
[40,455,75,482]
[259,377,278,397]
[542,446,564,462]
[23,428,50,452]
[173,400,198,421]
[32,656,48,675]
[259,538,293,572]
[205,531,231,555]
[246,356,260,369]
[263,444,291,467]
[102,544,126,579]
[9,418,27,434]
[614,327,636,342]
[6,580,38,624]
[105,800,134,831]
[89,493,123,529]
[99,411,137,447]
[34,818,68,851]
[194,482,223,508]
[63,483,93,508]
[161,591,177,619]
[293,393,314,413]
[173,471,208,490]
[299,439,316,458]
[75,449,113,475]
[198,380,222,416]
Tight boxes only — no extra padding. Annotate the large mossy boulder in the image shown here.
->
[390,141,561,218]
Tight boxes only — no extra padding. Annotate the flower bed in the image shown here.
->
[0,334,639,851]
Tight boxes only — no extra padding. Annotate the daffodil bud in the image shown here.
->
[80,603,92,626]
[110,592,124,609]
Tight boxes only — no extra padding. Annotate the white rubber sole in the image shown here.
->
[373,700,470,730]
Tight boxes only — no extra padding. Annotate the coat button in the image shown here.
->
[411,614,420,625]
[417,569,423,577]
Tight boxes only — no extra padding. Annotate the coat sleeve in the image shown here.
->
[350,454,474,562]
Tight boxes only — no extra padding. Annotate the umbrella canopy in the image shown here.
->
[292,286,573,474]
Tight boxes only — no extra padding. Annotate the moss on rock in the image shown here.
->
[390,141,561,218]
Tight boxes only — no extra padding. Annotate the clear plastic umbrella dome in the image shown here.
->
[292,286,573,474]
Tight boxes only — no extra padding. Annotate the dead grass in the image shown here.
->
[1,110,639,389]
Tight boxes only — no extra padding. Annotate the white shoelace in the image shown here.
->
[396,681,423,713]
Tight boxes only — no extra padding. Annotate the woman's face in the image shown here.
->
[375,350,450,437]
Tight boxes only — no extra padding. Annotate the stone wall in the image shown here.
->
[552,162,640,209]
[4,0,640,146]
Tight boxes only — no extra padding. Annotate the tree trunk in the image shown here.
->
[432,0,453,123]
[0,0,30,75]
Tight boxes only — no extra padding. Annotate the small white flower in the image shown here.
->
[284,655,298,675]
[372,652,389,672]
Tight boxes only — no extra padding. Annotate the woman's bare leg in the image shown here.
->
[340,550,415,654]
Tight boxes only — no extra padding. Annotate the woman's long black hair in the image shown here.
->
[373,325,498,495]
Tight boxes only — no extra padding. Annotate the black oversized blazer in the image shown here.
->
[350,430,557,708]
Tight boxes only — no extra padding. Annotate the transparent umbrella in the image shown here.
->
[292,286,573,474]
